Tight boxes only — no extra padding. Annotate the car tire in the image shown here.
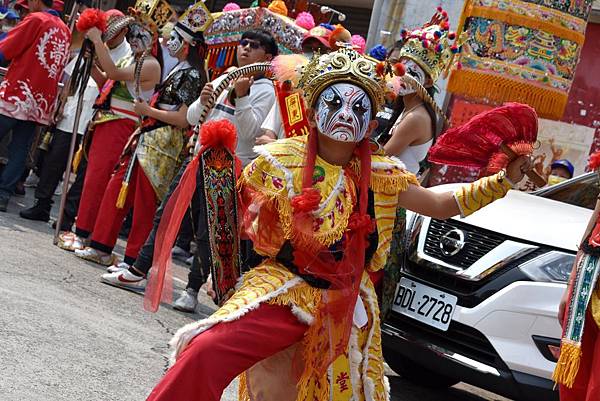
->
[387,358,459,389]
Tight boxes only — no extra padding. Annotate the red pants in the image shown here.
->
[75,118,137,238]
[560,311,600,401]
[146,304,307,401]
[89,158,157,265]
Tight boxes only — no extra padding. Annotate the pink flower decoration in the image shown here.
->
[223,2,241,12]
[351,34,366,53]
[295,11,315,30]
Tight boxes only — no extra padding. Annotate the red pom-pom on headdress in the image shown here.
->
[375,62,386,77]
[589,152,600,171]
[393,62,406,76]
[200,119,237,153]
[76,8,107,32]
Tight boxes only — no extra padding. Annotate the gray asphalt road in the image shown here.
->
[0,191,509,401]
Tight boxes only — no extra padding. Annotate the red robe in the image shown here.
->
[0,11,71,125]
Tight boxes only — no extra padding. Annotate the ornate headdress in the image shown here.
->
[398,7,466,82]
[174,1,213,44]
[274,46,388,116]
[130,0,176,35]
[102,10,134,42]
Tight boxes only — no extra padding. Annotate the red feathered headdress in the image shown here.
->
[76,8,107,33]
[199,119,237,154]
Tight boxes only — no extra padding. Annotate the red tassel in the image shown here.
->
[76,8,107,32]
[589,152,600,171]
[291,188,321,213]
[200,119,237,153]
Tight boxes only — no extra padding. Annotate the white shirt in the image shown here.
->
[187,74,275,166]
[57,40,131,134]
[261,102,285,139]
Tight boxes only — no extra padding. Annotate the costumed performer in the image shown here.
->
[58,0,174,255]
[145,45,532,401]
[554,153,600,400]
[75,2,211,271]
[381,7,459,175]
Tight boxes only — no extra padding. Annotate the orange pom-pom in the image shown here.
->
[393,62,405,76]
[589,152,600,171]
[76,8,107,32]
[329,25,351,48]
[200,119,237,153]
[291,188,321,213]
[375,62,386,77]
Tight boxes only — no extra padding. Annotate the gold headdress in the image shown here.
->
[398,7,466,82]
[275,46,387,115]
[174,1,213,43]
[130,0,176,34]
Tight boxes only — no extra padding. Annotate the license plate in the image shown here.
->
[391,278,457,331]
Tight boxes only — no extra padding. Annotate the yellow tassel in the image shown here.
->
[237,372,250,401]
[448,69,568,120]
[72,147,83,173]
[552,340,582,388]
[116,182,129,209]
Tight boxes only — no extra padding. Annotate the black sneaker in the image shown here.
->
[19,199,52,222]
[0,197,8,212]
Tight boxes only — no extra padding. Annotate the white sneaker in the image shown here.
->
[24,173,40,188]
[101,269,146,292]
[74,247,115,266]
[107,261,130,273]
[173,289,198,313]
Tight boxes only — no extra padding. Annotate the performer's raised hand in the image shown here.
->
[234,76,254,98]
[506,155,532,184]
[200,83,214,106]
[85,27,103,44]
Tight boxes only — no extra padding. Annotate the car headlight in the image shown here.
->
[518,251,575,283]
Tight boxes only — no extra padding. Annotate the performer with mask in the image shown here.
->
[144,45,532,401]
[58,0,174,256]
[74,2,211,271]
[381,8,461,174]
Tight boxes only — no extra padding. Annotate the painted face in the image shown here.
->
[126,23,153,54]
[167,30,184,57]
[314,83,372,143]
[397,59,427,96]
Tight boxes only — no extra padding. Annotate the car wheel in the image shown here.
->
[387,358,459,389]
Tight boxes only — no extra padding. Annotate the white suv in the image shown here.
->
[382,172,598,401]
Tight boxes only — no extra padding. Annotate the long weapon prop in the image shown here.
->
[53,9,107,243]
[144,62,273,312]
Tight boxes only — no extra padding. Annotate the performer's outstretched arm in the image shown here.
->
[133,100,190,129]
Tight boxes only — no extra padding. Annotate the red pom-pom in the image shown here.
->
[440,21,449,30]
[347,213,375,234]
[589,152,600,171]
[200,119,237,153]
[436,6,443,12]
[76,8,107,32]
[442,10,448,18]
[376,62,386,76]
[393,62,405,76]
[448,32,456,40]
[291,188,321,213]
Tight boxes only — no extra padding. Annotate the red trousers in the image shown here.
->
[75,118,137,238]
[560,311,600,401]
[146,304,307,401]
[89,158,157,265]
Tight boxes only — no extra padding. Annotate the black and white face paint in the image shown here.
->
[397,59,427,96]
[315,83,372,143]
[167,30,184,57]
[126,23,153,54]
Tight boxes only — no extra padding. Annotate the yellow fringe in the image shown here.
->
[115,182,129,209]
[448,69,567,120]
[470,5,585,44]
[552,341,582,388]
[72,147,83,173]
[369,170,419,194]
[238,372,250,401]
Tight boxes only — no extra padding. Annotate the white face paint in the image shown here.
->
[397,59,427,96]
[167,30,184,57]
[126,23,153,54]
[314,83,372,143]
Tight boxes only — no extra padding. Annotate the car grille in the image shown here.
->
[423,219,505,269]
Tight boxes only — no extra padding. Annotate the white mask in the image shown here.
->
[167,30,184,57]
[397,59,427,96]
[315,83,372,143]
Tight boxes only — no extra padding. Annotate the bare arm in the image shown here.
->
[384,111,432,156]
[134,99,190,129]
[397,184,460,220]
[90,63,107,88]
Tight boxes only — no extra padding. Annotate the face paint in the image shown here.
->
[167,30,184,57]
[314,83,372,143]
[126,23,153,54]
[397,59,427,96]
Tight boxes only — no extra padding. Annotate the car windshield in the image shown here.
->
[533,172,600,210]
